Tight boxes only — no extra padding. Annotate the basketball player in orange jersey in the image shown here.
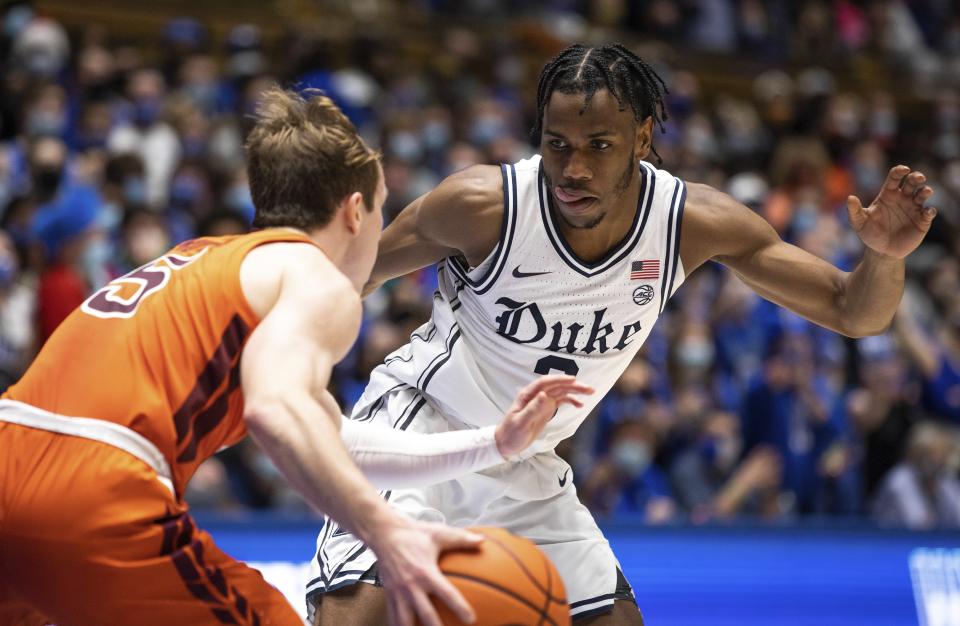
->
[0,87,592,626]
[310,44,938,625]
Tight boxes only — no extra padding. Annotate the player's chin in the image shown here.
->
[557,199,606,229]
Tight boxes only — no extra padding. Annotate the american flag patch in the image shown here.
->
[630,259,660,280]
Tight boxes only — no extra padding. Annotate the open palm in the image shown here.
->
[847,165,937,259]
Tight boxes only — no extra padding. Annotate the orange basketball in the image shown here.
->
[430,527,571,626]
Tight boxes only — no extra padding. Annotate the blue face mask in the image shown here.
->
[133,98,162,126]
[469,115,507,146]
[123,177,147,206]
[185,83,218,113]
[422,121,451,151]
[388,131,423,162]
[0,254,17,289]
[81,239,112,289]
[26,112,66,138]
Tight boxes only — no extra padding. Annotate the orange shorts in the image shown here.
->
[0,421,303,626]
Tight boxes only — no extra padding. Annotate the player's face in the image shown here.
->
[354,164,387,281]
[540,89,652,229]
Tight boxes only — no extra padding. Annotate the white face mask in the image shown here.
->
[677,340,715,369]
[611,440,651,478]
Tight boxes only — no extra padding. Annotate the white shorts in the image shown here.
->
[305,385,634,621]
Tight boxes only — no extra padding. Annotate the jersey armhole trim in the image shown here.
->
[446,163,517,295]
[659,178,686,314]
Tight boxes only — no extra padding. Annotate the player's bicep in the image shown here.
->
[367,165,503,293]
[368,191,460,290]
[697,190,848,331]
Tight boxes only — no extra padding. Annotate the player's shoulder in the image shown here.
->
[681,181,738,222]
[241,239,358,320]
[435,164,504,210]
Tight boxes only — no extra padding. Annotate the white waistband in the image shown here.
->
[0,399,175,495]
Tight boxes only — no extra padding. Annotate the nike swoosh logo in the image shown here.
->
[558,468,570,487]
[512,265,551,278]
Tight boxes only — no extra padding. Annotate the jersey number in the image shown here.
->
[81,248,208,319]
[534,355,579,376]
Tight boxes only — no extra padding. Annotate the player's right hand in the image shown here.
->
[495,375,594,458]
[372,516,483,626]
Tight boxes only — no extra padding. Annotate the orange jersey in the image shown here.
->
[4,229,315,497]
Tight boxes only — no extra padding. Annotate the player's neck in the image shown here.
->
[300,226,367,293]
[554,174,643,264]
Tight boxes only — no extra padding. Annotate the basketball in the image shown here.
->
[430,527,570,626]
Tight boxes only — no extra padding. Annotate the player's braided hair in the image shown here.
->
[533,43,669,163]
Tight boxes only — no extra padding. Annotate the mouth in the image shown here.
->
[554,186,598,215]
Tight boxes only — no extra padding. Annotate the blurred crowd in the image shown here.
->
[1,0,959,529]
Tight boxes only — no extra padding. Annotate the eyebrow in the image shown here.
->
[543,129,616,139]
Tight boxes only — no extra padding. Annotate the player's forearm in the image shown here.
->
[340,420,505,488]
[838,248,904,337]
[243,393,399,546]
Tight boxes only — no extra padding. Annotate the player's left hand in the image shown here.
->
[495,375,594,458]
[846,165,937,259]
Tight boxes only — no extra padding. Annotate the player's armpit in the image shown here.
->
[364,164,504,296]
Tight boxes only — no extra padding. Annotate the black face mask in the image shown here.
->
[32,166,63,199]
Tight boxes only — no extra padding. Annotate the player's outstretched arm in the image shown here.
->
[239,243,479,626]
[363,164,504,297]
[680,167,936,338]
[338,375,594,488]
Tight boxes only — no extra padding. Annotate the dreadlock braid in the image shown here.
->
[533,43,669,163]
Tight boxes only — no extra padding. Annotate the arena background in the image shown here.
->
[1,1,959,624]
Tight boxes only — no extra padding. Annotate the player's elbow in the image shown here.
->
[841,319,893,339]
[242,395,287,437]
[833,274,894,338]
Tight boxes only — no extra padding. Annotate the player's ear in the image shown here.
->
[635,117,653,160]
[340,191,365,236]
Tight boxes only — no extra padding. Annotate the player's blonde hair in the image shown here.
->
[246,87,380,230]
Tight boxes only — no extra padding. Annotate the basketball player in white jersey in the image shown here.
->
[308,44,937,625]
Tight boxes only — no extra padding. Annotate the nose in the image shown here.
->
[562,150,592,182]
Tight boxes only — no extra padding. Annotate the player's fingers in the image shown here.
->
[534,381,593,404]
[557,395,585,408]
[387,591,413,626]
[901,171,925,196]
[885,165,910,190]
[430,524,485,550]
[913,185,934,204]
[515,376,568,406]
[522,375,576,398]
[410,588,448,626]
[845,195,865,227]
[427,572,476,624]
[543,381,594,398]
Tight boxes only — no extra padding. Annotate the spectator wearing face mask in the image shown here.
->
[670,410,785,523]
[579,417,677,523]
[30,179,101,343]
[107,68,180,207]
[0,230,34,390]
[872,421,960,529]
[740,330,846,514]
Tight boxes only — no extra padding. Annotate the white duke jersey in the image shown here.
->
[356,155,686,455]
